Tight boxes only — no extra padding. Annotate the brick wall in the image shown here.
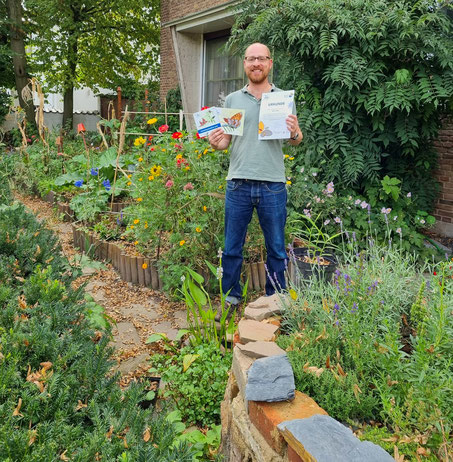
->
[433,119,453,229]
[159,0,230,101]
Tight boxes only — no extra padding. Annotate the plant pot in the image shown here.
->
[292,247,337,282]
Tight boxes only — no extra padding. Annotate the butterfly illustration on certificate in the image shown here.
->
[220,109,245,136]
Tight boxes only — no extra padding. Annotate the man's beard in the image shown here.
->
[246,67,269,84]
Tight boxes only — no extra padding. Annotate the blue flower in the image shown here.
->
[90,168,99,176]
[74,180,83,187]
[103,179,111,191]
[333,303,340,312]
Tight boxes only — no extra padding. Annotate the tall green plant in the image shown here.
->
[230,0,453,211]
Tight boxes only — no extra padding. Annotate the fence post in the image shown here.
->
[164,98,168,126]
[179,109,184,132]
[117,86,122,121]
[145,89,149,114]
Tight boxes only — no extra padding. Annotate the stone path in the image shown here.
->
[14,192,189,385]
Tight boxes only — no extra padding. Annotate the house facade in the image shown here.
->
[160,0,243,130]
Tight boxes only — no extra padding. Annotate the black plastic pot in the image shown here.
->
[292,247,338,282]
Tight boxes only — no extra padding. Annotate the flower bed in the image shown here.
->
[277,244,453,460]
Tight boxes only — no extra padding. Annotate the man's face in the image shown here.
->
[243,44,273,85]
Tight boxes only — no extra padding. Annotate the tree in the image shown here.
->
[25,0,160,128]
[229,0,453,210]
[3,0,36,126]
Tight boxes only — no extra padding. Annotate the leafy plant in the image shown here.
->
[150,342,232,427]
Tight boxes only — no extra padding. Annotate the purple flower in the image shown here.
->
[334,217,341,224]
[90,168,99,176]
[103,179,111,191]
[333,303,340,312]
[360,201,368,209]
[74,180,83,187]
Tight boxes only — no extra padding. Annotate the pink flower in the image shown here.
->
[57,152,64,156]
[165,180,174,189]
[183,182,194,191]
[158,124,169,133]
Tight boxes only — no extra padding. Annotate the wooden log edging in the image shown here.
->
[70,223,266,292]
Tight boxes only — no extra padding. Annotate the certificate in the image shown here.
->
[194,107,244,137]
[258,90,295,140]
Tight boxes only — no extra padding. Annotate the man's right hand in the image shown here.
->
[208,128,232,151]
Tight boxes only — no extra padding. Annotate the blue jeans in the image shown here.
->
[222,179,288,300]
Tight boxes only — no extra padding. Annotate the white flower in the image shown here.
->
[360,201,368,209]
[312,172,317,177]
[326,182,334,194]
[396,228,402,234]
[303,209,311,218]
[393,216,398,220]
[348,196,352,200]
[407,192,411,198]
[334,217,341,223]
[324,219,330,225]
[355,199,361,205]
[216,266,223,280]
[217,248,223,258]
[180,275,186,282]
[300,167,305,173]
[420,219,425,224]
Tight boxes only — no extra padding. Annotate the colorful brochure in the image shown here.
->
[193,107,244,137]
[258,90,295,140]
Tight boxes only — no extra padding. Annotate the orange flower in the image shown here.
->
[203,206,207,212]
[195,227,201,233]
[134,219,140,224]
[172,132,183,139]
[136,197,143,202]
[142,263,148,269]
[179,240,185,246]
[138,157,143,162]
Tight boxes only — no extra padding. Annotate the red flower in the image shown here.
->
[196,133,201,139]
[77,123,86,133]
[148,135,153,141]
[183,182,194,191]
[158,124,169,133]
[172,132,183,139]
[433,271,437,275]
[201,106,209,110]
[150,147,155,151]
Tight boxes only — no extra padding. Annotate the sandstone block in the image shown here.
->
[238,319,279,344]
[236,341,286,359]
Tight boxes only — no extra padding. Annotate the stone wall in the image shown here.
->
[221,295,394,462]
[433,119,453,237]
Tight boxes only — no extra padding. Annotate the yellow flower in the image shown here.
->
[134,137,146,146]
[133,219,140,224]
[148,175,154,181]
[289,157,294,160]
[142,263,148,269]
[144,222,148,229]
[127,174,132,178]
[161,148,166,152]
[218,185,223,189]
[195,150,199,153]
[138,157,143,162]
[127,181,132,186]
[138,178,143,181]
[147,118,158,125]
[203,149,208,155]
[286,180,292,185]
[195,227,201,233]
[289,289,298,301]
[150,165,162,176]
[284,154,289,159]
[197,154,201,159]
[130,225,134,229]
[136,197,143,202]
[185,166,190,171]
[134,241,139,245]
[223,150,228,153]
[203,206,207,212]
[176,154,183,159]
[179,240,185,246]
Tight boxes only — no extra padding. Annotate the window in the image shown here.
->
[203,35,244,107]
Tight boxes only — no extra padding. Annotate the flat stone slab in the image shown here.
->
[91,289,106,303]
[232,346,255,398]
[115,353,149,374]
[236,341,286,359]
[112,322,142,351]
[85,280,107,292]
[173,309,189,329]
[238,319,279,344]
[152,321,180,341]
[123,303,160,323]
[245,294,285,322]
[278,415,394,462]
[82,267,97,276]
[246,354,295,402]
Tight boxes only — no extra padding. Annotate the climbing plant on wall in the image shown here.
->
[229,0,453,210]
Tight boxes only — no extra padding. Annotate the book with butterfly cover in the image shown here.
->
[193,107,245,137]
[258,90,295,140]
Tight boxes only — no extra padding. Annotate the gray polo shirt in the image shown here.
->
[224,84,295,183]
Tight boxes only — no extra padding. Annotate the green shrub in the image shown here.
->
[150,342,232,427]
[230,0,453,211]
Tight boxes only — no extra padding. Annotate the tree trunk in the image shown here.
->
[6,0,36,127]
[62,27,78,129]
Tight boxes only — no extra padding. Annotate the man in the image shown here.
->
[209,42,303,316]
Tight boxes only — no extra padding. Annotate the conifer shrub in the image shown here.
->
[0,192,198,461]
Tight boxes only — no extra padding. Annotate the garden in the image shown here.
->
[1,0,453,459]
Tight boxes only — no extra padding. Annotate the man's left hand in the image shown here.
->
[286,114,303,145]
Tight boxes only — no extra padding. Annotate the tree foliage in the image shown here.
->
[25,0,160,125]
[230,0,453,210]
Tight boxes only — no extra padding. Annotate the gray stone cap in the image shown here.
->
[278,415,394,462]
